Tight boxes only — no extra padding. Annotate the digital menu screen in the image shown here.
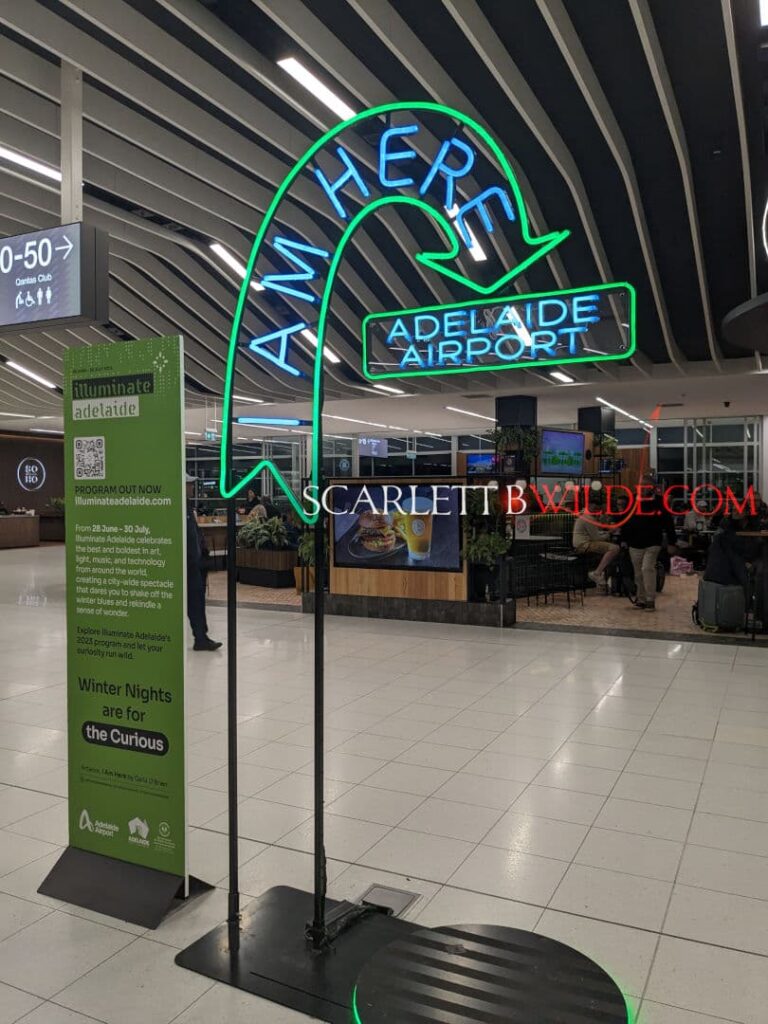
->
[331,483,461,572]
[539,429,585,476]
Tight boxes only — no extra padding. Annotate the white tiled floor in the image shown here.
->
[2,548,768,1021]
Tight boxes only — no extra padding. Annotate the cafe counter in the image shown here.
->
[0,515,40,549]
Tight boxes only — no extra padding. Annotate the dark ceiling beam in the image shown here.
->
[630,0,723,370]
[537,0,686,374]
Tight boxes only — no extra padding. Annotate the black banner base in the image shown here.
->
[38,846,212,929]
[354,922,630,1023]
[175,886,416,1024]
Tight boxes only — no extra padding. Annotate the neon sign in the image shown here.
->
[364,284,634,379]
[220,101,634,524]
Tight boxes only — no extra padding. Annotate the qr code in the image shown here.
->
[74,437,106,480]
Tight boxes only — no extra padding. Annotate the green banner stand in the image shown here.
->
[40,335,210,927]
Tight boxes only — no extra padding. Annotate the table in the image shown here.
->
[0,515,40,549]
[198,519,246,569]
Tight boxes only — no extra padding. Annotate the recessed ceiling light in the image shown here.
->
[185,431,202,436]
[0,145,61,182]
[232,394,265,404]
[550,371,574,384]
[30,428,62,434]
[324,413,388,428]
[372,383,406,395]
[277,57,356,121]
[5,361,56,389]
[301,328,341,364]
[0,412,34,418]
[446,203,486,262]
[596,396,654,431]
[444,405,496,422]
[210,243,264,291]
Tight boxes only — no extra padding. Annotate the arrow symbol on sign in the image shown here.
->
[55,235,73,260]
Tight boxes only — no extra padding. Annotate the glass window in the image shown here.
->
[458,433,494,450]
[416,434,451,452]
[658,447,684,473]
[414,453,453,476]
[615,427,648,446]
[657,426,684,444]
[710,423,745,443]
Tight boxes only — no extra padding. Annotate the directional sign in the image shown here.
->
[0,223,109,332]
[363,284,635,380]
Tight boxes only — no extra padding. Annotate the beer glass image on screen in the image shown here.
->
[332,484,461,571]
[393,496,434,561]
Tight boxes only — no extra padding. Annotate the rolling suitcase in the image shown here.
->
[693,579,746,632]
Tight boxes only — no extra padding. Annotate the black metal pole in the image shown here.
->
[309,381,327,949]
[226,427,240,947]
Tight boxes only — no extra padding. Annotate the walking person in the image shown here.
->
[621,473,676,612]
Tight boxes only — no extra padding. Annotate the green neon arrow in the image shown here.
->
[220,101,570,522]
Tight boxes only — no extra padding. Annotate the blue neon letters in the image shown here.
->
[363,286,634,378]
[312,124,511,254]
[262,237,331,303]
[248,322,306,377]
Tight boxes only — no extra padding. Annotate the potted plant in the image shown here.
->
[236,516,297,587]
[463,531,511,602]
[40,496,65,542]
[293,530,330,593]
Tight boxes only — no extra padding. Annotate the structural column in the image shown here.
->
[60,61,83,224]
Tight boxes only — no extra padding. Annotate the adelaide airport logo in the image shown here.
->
[79,808,119,838]
[128,816,150,848]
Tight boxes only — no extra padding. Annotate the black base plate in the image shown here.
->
[353,923,630,1023]
[175,886,416,1024]
[38,846,211,929]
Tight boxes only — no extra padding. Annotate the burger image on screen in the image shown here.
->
[356,510,397,553]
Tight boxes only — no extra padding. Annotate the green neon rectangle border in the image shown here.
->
[361,281,636,381]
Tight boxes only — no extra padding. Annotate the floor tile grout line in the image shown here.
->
[540,658,682,1002]
[634,658,725,1013]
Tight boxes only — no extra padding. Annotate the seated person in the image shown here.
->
[572,511,620,587]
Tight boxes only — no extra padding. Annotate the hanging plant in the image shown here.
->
[597,433,619,458]
[492,425,539,463]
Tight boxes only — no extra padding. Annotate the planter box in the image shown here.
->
[39,513,65,543]
[294,565,316,593]
[236,547,297,588]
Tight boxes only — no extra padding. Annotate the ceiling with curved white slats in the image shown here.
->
[0,0,764,427]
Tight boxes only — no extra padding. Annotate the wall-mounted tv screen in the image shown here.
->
[539,429,585,476]
[358,437,388,458]
[331,483,461,572]
[466,452,496,475]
